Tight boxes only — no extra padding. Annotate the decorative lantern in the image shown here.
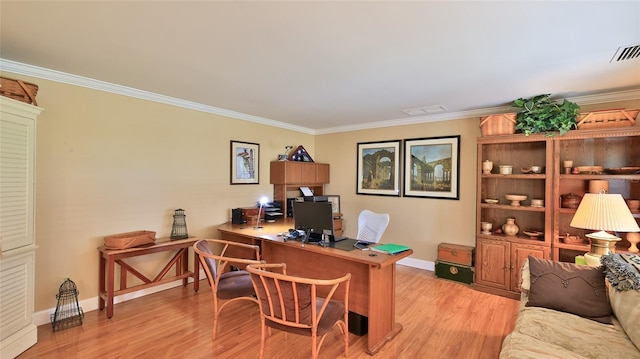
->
[170,208,188,240]
[50,278,84,331]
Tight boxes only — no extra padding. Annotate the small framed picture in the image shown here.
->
[403,135,460,199]
[230,140,259,184]
[327,195,341,214]
[356,140,401,196]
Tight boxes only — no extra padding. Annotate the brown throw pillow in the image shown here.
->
[525,256,612,324]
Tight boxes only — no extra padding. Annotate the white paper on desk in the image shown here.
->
[300,187,314,196]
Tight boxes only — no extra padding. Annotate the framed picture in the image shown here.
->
[403,135,460,200]
[230,140,259,184]
[356,140,401,196]
[327,195,341,214]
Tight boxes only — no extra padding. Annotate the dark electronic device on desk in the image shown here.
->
[353,240,373,250]
[292,201,347,243]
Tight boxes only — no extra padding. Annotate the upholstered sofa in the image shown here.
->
[500,255,640,359]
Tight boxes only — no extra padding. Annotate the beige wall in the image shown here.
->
[11,74,315,311]
[5,72,639,312]
[316,118,481,262]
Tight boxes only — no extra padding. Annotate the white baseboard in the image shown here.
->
[33,270,208,327]
[34,259,434,327]
[399,257,435,271]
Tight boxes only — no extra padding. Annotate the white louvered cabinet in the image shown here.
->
[0,96,42,358]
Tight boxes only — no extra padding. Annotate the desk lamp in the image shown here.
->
[570,191,640,266]
[254,196,269,229]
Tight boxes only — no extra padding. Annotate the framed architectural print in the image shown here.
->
[230,140,259,184]
[356,140,401,196]
[403,135,460,199]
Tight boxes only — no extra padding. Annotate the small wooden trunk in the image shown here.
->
[435,261,475,285]
[437,243,474,266]
[104,230,156,249]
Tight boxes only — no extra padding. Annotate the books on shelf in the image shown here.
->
[370,243,410,255]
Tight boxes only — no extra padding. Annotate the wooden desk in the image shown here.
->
[217,220,412,355]
[98,237,200,319]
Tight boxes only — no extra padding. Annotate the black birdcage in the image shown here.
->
[170,208,188,240]
[50,278,84,332]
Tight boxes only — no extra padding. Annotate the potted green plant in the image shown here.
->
[512,94,580,136]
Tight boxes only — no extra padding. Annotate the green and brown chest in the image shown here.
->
[435,243,475,285]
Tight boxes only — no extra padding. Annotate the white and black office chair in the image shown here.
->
[356,210,390,243]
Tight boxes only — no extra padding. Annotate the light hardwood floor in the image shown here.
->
[19,265,519,359]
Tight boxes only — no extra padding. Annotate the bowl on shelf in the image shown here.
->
[559,234,586,244]
[522,230,544,239]
[484,198,499,204]
[574,165,604,174]
[604,167,640,175]
[626,199,640,212]
[561,193,582,209]
[521,166,544,174]
[530,199,544,207]
[499,165,513,175]
[505,194,528,206]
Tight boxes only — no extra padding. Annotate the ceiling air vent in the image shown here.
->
[610,44,640,62]
[402,105,448,116]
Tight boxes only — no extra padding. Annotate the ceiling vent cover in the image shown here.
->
[610,44,640,62]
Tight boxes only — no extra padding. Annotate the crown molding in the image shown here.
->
[3,59,638,135]
[0,59,315,135]
[318,90,640,134]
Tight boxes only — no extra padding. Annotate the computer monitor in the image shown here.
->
[293,201,334,240]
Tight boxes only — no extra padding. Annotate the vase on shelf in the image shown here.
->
[482,160,493,174]
[502,217,519,236]
[481,221,493,234]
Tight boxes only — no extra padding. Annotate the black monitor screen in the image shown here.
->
[293,201,334,236]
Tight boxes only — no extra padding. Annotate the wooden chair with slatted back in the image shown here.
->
[193,239,262,340]
[246,262,351,359]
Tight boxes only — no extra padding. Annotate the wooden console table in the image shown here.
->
[98,237,200,318]
[217,220,412,355]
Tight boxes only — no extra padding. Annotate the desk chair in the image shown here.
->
[246,263,351,359]
[356,210,390,243]
[194,239,262,340]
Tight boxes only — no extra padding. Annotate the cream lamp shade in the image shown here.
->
[570,192,640,266]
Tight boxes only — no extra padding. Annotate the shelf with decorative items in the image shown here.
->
[477,103,640,296]
[552,127,640,262]
[475,133,553,298]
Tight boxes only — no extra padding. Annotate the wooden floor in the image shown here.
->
[19,265,519,359]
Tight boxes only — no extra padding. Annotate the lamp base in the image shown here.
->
[584,231,621,267]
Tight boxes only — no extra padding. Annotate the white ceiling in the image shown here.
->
[1,1,639,134]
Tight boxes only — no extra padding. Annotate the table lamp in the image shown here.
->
[254,196,269,229]
[570,191,640,266]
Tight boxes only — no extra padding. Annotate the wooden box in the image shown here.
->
[242,207,265,222]
[576,109,638,129]
[437,243,474,266]
[0,76,39,105]
[479,113,517,136]
[104,230,156,249]
[435,261,475,285]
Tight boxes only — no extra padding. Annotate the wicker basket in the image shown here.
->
[576,109,638,129]
[104,230,156,249]
[0,76,39,105]
[479,113,517,136]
